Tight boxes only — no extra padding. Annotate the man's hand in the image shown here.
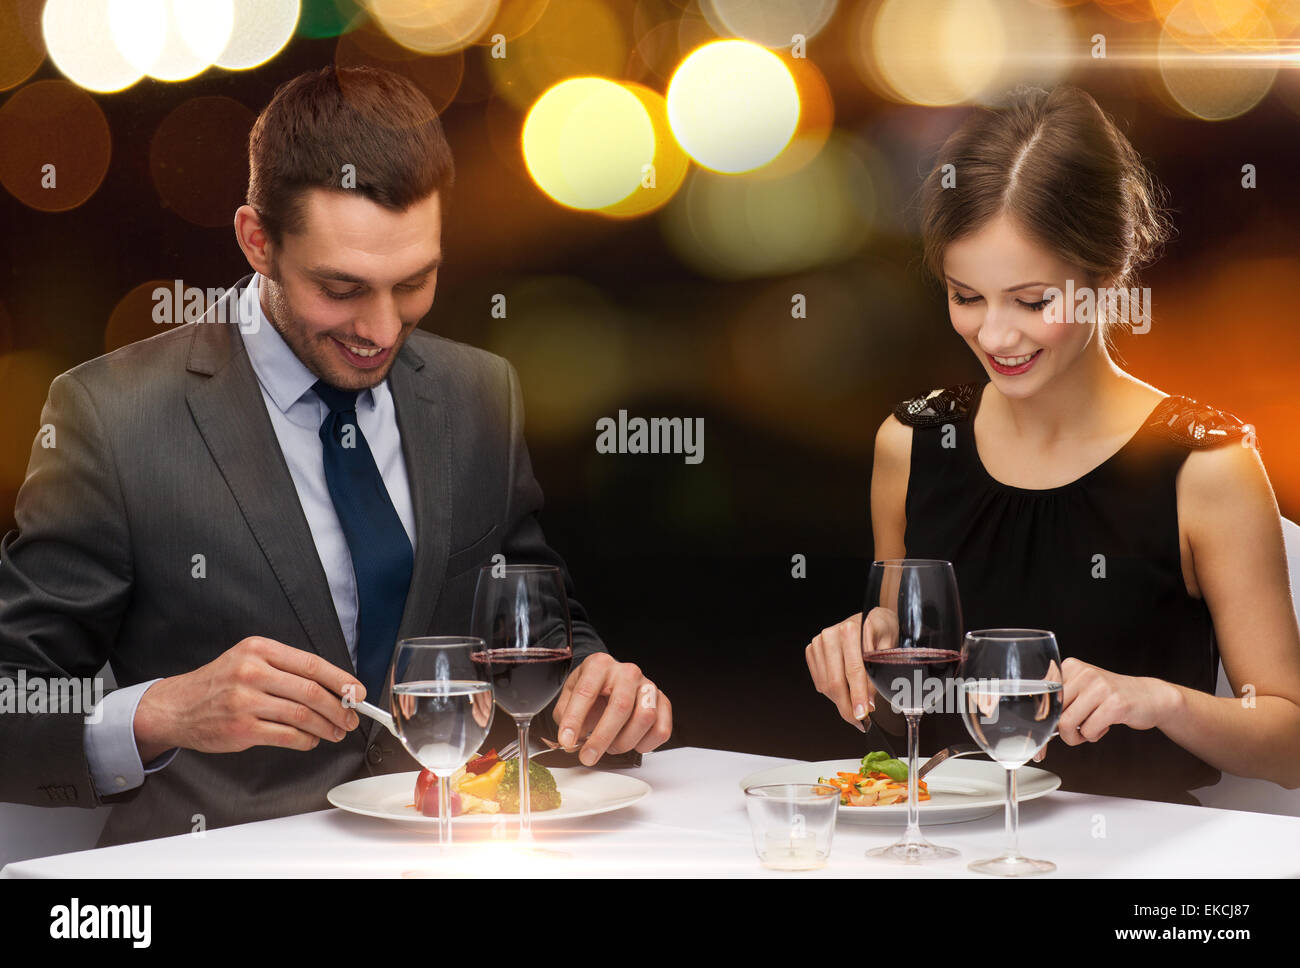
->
[133,636,365,761]
[552,653,672,766]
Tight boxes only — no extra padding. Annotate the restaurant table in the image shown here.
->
[3,747,1297,877]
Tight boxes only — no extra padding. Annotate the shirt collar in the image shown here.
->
[239,272,376,414]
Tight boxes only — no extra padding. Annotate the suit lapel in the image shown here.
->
[184,276,354,676]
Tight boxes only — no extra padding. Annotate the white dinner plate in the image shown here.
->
[739,758,1060,826]
[327,768,651,825]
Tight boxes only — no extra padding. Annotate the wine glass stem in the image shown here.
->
[517,717,533,841]
[438,773,452,846]
[904,712,922,844]
[1003,766,1021,859]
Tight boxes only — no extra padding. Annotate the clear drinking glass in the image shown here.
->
[744,783,840,871]
[958,629,1064,876]
[389,637,494,848]
[470,564,572,841]
[862,559,964,862]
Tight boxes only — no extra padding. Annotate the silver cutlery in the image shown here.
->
[352,700,398,739]
[916,743,981,779]
[916,731,1059,779]
[497,733,586,761]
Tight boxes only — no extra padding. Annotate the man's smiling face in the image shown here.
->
[256,187,443,392]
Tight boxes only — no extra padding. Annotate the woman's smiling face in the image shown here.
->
[943,211,1101,398]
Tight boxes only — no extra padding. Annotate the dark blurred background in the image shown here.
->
[2,0,1297,762]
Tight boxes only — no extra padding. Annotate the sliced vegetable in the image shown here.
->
[459,760,507,800]
[465,748,499,775]
[413,770,463,817]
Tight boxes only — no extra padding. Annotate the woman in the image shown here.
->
[805,86,1300,804]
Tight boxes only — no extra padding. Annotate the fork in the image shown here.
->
[916,743,981,779]
[916,731,1060,779]
[496,734,580,761]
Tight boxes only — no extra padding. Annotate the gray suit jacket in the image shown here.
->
[0,274,608,846]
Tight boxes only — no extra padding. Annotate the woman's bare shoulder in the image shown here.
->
[875,411,912,456]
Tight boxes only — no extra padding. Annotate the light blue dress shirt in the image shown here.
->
[84,273,416,797]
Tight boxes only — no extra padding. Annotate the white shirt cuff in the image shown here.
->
[84,678,178,797]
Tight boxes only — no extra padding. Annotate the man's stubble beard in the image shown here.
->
[260,264,397,392]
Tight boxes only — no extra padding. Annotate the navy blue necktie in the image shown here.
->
[313,380,413,704]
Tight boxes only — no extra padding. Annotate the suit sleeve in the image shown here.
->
[0,371,139,808]
[497,358,610,666]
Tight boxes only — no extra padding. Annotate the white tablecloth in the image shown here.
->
[3,747,1297,877]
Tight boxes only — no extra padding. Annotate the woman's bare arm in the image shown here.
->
[865,415,911,735]
[1064,439,1300,787]
[871,414,911,561]
[1156,440,1300,787]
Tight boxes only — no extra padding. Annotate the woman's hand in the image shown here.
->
[806,608,899,731]
[1042,657,1180,757]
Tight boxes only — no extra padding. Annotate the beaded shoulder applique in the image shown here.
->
[1144,395,1255,450]
[892,383,981,428]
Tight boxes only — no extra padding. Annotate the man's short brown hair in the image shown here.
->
[246,65,455,247]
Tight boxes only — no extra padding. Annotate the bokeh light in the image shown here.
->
[0,351,73,499]
[1268,0,1300,34]
[1158,0,1278,119]
[0,0,46,92]
[522,77,656,211]
[1095,0,1158,22]
[366,0,499,55]
[865,0,1008,106]
[107,0,237,83]
[747,52,834,178]
[474,0,551,44]
[335,17,465,112]
[486,0,627,111]
[216,0,300,70]
[626,2,716,84]
[598,83,690,218]
[661,131,875,279]
[149,97,256,227]
[666,40,801,174]
[42,0,145,93]
[297,0,364,38]
[698,0,839,49]
[0,80,111,212]
[981,0,1073,100]
[105,279,177,353]
[487,276,629,438]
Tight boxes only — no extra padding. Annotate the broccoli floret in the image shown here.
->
[497,759,562,813]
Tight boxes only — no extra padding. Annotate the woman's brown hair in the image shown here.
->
[919,86,1172,343]
[246,65,455,248]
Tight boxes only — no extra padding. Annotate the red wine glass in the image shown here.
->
[862,558,964,862]
[470,564,572,841]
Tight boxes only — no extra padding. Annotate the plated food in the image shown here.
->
[740,757,1059,826]
[409,748,561,817]
[817,751,931,807]
[330,767,650,825]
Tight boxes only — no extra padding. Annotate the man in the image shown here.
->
[0,66,671,847]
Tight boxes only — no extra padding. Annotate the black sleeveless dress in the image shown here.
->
[893,381,1253,805]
